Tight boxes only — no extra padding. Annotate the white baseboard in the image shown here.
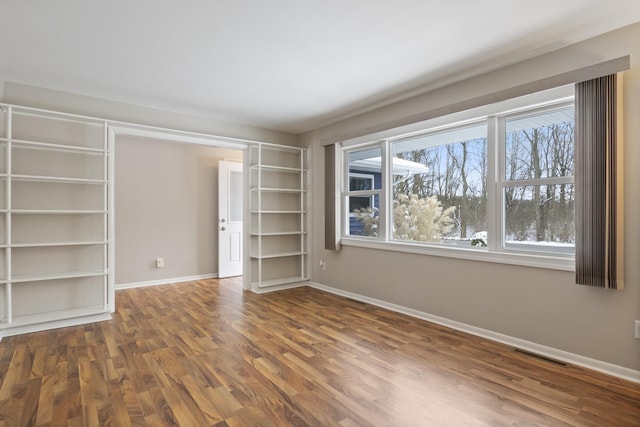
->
[0,312,112,341]
[249,281,307,294]
[308,281,640,384]
[116,274,218,290]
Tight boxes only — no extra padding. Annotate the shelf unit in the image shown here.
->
[249,144,308,289]
[0,104,113,339]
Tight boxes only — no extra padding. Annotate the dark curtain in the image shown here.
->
[575,74,623,289]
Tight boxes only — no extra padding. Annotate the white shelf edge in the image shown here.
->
[11,241,108,248]
[250,211,307,215]
[11,138,106,154]
[10,270,107,283]
[253,276,309,288]
[251,251,307,259]
[254,144,305,154]
[250,164,306,173]
[250,187,306,193]
[11,174,107,184]
[0,306,109,330]
[11,209,107,215]
[251,232,307,236]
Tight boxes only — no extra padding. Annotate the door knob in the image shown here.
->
[221,226,226,231]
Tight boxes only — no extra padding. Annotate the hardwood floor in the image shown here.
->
[1,278,639,426]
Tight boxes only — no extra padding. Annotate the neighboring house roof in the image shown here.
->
[350,156,429,176]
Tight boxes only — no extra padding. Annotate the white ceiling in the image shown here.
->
[1,1,639,134]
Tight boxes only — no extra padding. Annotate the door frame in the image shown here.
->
[107,123,257,299]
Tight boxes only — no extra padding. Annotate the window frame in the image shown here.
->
[339,87,576,271]
[342,142,386,238]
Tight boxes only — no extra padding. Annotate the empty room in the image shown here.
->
[1,1,640,426]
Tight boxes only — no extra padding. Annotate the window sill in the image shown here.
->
[340,237,574,271]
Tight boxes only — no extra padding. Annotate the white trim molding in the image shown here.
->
[115,274,218,290]
[249,281,307,294]
[0,312,112,342]
[308,281,640,384]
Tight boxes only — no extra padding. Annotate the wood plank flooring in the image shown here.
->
[1,278,639,426]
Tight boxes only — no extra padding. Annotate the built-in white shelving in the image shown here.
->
[0,104,113,338]
[249,144,308,289]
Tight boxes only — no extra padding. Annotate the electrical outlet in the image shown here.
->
[156,257,165,268]
[319,259,326,271]
[635,320,640,339]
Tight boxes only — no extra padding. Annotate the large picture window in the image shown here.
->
[341,88,576,265]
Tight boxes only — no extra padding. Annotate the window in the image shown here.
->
[346,146,382,236]
[349,173,375,214]
[392,122,487,248]
[340,87,576,268]
[501,105,575,253]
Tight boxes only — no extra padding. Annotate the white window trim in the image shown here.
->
[339,86,576,271]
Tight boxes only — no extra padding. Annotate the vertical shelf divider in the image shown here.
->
[6,105,13,324]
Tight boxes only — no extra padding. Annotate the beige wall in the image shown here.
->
[115,136,242,285]
[301,23,640,372]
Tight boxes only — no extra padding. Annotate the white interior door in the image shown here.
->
[218,160,243,278]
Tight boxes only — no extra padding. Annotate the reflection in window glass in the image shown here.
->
[348,147,382,190]
[348,194,379,237]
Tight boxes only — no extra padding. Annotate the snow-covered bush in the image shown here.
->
[353,194,455,242]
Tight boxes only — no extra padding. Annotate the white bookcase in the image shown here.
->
[0,104,112,338]
[250,144,308,289]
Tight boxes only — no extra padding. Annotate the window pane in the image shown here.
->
[391,124,488,247]
[229,171,243,222]
[348,194,379,237]
[504,184,575,253]
[348,147,382,190]
[505,107,575,180]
